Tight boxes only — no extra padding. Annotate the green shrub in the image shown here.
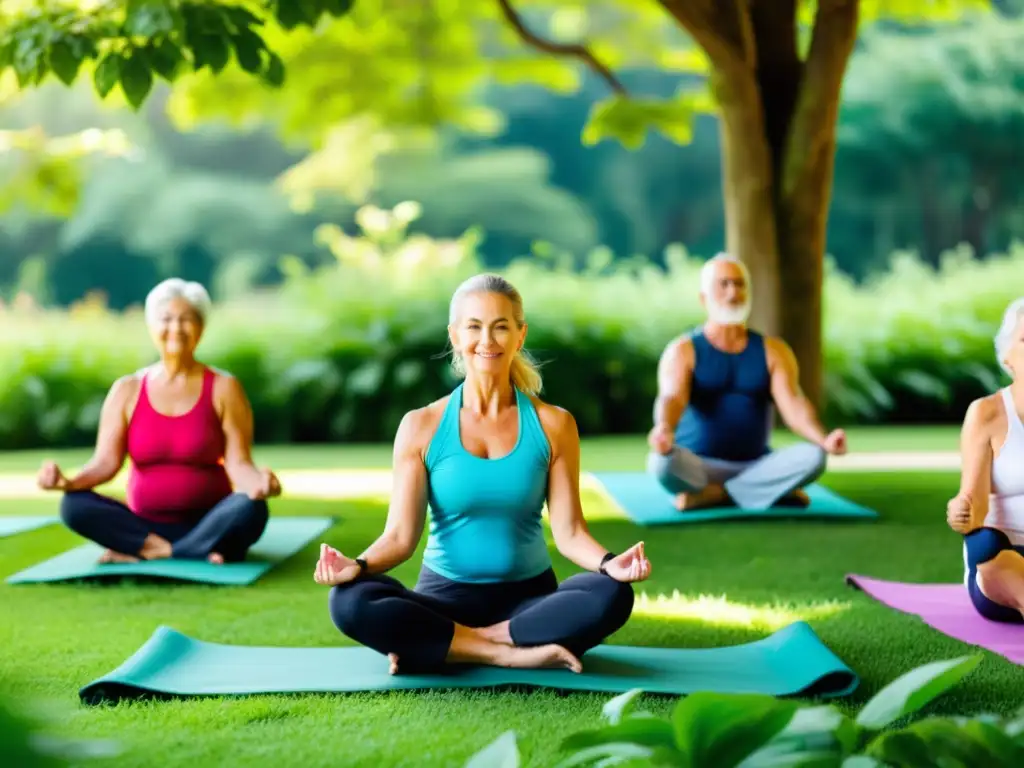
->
[465,653,1024,767]
[0,203,1020,449]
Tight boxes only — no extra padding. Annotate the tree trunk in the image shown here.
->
[707,1,859,412]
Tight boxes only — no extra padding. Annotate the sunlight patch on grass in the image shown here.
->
[633,590,851,630]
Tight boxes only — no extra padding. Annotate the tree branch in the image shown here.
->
[657,0,752,74]
[495,0,628,96]
[780,0,860,200]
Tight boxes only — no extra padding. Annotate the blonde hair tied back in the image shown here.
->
[448,273,543,395]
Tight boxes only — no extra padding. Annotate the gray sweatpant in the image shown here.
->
[647,442,828,509]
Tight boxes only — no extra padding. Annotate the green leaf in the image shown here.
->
[262,51,285,87]
[0,41,12,72]
[146,38,185,81]
[119,51,153,110]
[913,718,1023,766]
[582,97,649,150]
[222,6,263,33]
[841,758,885,768]
[194,33,230,74]
[562,717,676,752]
[232,28,266,74]
[855,655,982,731]
[48,39,81,85]
[464,730,519,768]
[13,33,45,87]
[553,743,656,768]
[601,689,644,726]
[274,0,308,30]
[742,706,855,767]
[323,0,357,16]
[125,0,177,37]
[672,693,799,768]
[93,53,122,98]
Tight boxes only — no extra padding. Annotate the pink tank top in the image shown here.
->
[126,368,232,523]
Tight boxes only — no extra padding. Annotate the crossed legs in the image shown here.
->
[60,490,269,563]
[648,442,828,510]
[328,570,635,673]
[965,527,1024,623]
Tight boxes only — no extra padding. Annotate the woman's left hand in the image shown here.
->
[248,468,281,500]
[603,542,652,583]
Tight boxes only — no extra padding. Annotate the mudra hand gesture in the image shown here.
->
[946,492,973,534]
[37,460,68,491]
[603,542,652,583]
[313,543,363,586]
[248,468,281,500]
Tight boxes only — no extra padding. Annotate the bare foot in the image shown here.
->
[505,644,582,673]
[389,653,399,675]
[673,484,728,511]
[98,549,139,564]
[777,488,811,507]
[476,621,513,646]
[138,534,172,561]
[207,552,224,565]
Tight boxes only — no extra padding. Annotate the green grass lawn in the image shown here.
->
[3,461,1018,767]
[0,425,960,474]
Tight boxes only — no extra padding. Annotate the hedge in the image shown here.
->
[0,208,1019,449]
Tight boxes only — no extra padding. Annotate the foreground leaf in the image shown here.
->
[673,693,799,768]
[855,655,982,731]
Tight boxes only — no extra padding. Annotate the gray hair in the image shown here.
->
[144,278,212,327]
[700,252,751,295]
[995,297,1024,376]
[448,273,542,395]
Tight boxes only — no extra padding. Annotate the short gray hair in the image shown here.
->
[995,297,1024,376]
[701,252,751,295]
[144,278,212,327]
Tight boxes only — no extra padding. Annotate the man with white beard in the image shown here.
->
[646,252,848,511]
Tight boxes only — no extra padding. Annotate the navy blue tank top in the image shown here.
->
[675,329,772,462]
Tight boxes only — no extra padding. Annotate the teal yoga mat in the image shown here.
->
[0,516,57,538]
[6,516,334,586]
[79,621,858,705]
[590,472,878,526]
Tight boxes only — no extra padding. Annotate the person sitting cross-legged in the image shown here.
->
[946,297,1024,623]
[37,278,278,565]
[647,252,848,511]
[313,273,651,674]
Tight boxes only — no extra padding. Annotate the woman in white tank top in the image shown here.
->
[947,298,1024,623]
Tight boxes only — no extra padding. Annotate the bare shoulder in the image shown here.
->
[662,334,695,364]
[108,373,142,406]
[210,369,247,400]
[395,396,449,457]
[530,397,579,458]
[963,393,1004,437]
[764,335,796,363]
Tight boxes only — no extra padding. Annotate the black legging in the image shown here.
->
[329,566,635,671]
[60,490,269,561]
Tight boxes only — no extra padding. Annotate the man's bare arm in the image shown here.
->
[653,338,694,431]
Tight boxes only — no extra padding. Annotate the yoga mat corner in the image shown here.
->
[0,516,58,538]
[6,515,336,586]
[590,472,878,526]
[846,573,1024,666]
[79,620,858,706]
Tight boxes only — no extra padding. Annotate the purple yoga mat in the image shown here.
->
[846,574,1024,665]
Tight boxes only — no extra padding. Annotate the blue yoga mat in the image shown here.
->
[6,516,334,586]
[0,516,58,538]
[590,472,878,526]
[78,620,858,705]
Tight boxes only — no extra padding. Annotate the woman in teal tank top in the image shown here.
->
[313,274,652,674]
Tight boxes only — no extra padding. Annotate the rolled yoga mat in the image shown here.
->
[591,472,878,526]
[6,516,335,586]
[0,516,57,538]
[846,574,1024,665]
[79,620,858,705]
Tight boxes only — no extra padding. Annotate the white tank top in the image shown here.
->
[984,387,1024,543]
[963,388,1024,581]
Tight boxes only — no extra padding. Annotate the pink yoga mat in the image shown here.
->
[846,574,1024,665]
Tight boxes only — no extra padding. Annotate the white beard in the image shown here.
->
[707,297,751,325]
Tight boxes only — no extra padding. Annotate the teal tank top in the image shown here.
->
[422,383,553,583]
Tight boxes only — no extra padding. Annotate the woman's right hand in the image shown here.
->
[37,461,67,492]
[313,543,363,586]
[946,492,973,534]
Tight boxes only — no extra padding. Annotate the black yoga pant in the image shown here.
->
[60,490,269,561]
[328,566,635,671]
[964,527,1024,624]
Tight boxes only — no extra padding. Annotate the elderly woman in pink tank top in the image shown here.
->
[946,298,1024,622]
[36,278,280,565]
